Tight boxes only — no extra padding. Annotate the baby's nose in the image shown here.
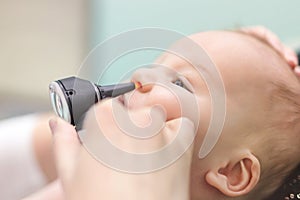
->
[132,68,157,82]
[131,68,158,93]
[135,82,153,93]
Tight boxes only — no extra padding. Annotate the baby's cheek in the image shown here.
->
[149,89,182,120]
[127,87,182,120]
[192,98,212,156]
[127,108,154,128]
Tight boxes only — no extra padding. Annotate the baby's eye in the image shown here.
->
[173,79,191,92]
[174,79,185,87]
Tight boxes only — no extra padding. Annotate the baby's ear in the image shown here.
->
[205,153,260,197]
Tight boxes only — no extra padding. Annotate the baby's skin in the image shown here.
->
[26,28,300,200]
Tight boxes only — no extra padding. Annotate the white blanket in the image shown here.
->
[0,114,46,200]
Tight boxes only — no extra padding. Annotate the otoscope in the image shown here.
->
[49,76,141,130]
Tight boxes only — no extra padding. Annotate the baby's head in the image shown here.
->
[80,30,300,200]
[152,31,300,199]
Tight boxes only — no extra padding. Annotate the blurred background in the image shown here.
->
[1,0,300,119]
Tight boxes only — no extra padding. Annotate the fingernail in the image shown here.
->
[49,118,58,134]
[286,53,298,67]
[294,66,300,76]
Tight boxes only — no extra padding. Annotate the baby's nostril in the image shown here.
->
[137,83,153,93]
[134,81,143,89]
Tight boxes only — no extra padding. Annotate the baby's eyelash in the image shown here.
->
[173,79,191,92]
[174,79,184,87]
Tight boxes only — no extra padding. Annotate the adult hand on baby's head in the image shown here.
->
[49,101,195,200]
[240,26,300,74]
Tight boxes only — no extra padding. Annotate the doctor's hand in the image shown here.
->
[49,100,195,200]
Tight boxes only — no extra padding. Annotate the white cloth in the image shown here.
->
[0,114,47,200]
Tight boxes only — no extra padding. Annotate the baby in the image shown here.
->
[24,30,300,200]
[179,31,300,199]
[124,30,300,199]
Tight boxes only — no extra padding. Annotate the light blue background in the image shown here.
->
[89,0,300,83]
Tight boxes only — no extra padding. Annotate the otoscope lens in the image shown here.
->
[55,93,63,118]
[49,82,71,123]
[50,85,59,117]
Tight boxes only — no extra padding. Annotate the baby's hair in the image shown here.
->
[234,31,300,199]
[259,80,300,197]
[268,163,300,199]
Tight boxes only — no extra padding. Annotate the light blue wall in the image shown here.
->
[88,0,300,83]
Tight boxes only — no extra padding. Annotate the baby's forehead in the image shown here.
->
[158,31,289,78]
[157,52,201,79]
[157,31,298,96]
[157,31,258,66]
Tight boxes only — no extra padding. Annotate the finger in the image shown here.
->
[22,179,65,200]
[283,46,299,67]
[241,26,284,53]
[240,26,298,68]
[49,118,80,184]
[294,66,300,76]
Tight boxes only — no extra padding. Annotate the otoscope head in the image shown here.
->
[49,76,141,130]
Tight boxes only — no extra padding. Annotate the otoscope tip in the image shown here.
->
[134,81,142,89]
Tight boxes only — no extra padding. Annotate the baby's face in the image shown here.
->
[85,31,281,168]
[78,31,296,198]
[125,31,297,197]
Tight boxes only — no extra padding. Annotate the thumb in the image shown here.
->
[49,118,80,184]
